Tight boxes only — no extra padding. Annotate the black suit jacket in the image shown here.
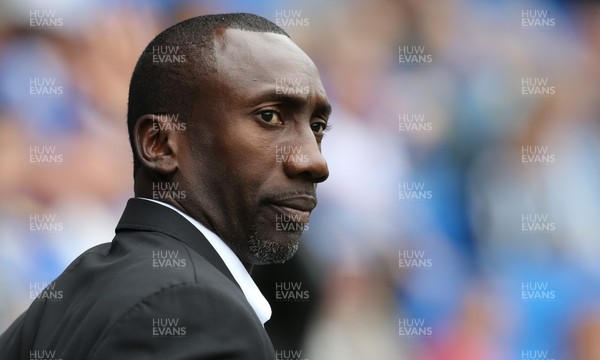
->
[0,198,276,359]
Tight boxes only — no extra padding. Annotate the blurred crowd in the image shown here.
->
[1,0,600,359]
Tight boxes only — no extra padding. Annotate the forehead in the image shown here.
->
[212,28,325,96]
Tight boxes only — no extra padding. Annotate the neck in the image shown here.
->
[244,263,254,273]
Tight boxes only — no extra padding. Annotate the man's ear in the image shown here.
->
[134,114,178,175]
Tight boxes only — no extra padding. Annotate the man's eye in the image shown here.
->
[258,111,282,125]
[311,121,328,135]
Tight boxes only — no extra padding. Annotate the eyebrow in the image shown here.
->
[316,102,333,118]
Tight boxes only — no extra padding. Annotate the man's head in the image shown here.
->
[127,13,331,266]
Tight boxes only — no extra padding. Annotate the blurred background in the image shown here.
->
[1,0,600,359]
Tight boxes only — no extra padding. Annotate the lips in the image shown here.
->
[269,195,316,224]
[270,196,316,212]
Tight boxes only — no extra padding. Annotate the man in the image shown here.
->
[0,13,330,359]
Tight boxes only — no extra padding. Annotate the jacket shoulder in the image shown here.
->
[20,230,246,359]
[89,282,274,360]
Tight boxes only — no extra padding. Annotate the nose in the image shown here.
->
[281,130,329,183]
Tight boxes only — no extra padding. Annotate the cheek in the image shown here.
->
[217,133,276,217]
[217,125,277,180]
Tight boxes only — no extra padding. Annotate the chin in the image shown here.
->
[246,227,303,265]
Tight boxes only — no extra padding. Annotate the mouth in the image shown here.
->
[269,195,316,224]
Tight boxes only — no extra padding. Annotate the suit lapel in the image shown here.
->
[115,198,240,290]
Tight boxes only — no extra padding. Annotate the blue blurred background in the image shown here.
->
[1,0,600,359]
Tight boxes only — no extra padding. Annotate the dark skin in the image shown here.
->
[133,29,331,272]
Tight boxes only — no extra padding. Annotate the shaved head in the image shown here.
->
[127,13,289,175]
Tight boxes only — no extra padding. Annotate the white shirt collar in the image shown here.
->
[139,198,272,325]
